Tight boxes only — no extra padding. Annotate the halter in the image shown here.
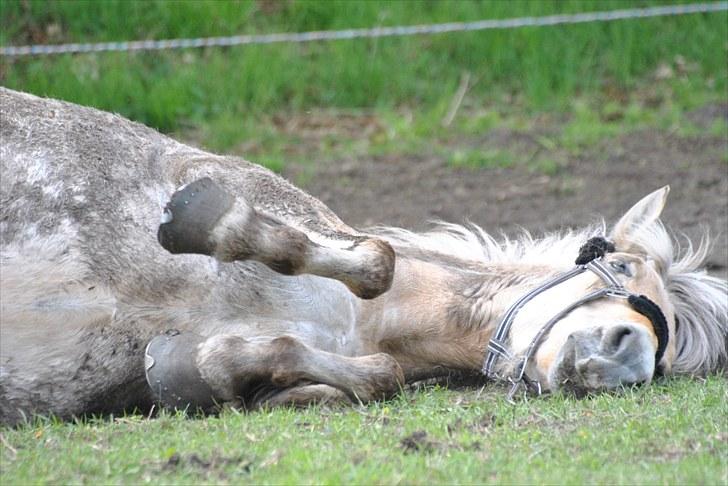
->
[482,237,669,402]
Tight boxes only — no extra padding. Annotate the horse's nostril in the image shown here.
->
[576,357,592,375]
[603,326,634,352]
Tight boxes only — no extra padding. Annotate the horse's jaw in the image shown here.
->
[543,320,656,395]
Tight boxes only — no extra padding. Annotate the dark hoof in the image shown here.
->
[157,177,234,255]
[144,330,219,412]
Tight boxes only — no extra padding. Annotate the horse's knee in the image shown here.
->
[360,353,405,400]
[268,336,308,386]
[341,239,396,300]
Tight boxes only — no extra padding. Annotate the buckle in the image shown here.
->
[506,378,522,404]
[606,288,630,299]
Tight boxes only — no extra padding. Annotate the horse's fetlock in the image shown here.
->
[210,206,257,262]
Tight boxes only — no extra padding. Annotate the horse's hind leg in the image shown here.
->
[157,178,394,299]
[195,334,404,405]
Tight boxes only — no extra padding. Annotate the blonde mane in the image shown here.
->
[373,220,728,376]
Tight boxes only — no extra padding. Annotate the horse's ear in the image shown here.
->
[610,186,669,251]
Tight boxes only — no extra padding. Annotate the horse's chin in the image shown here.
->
[546,325,656,395]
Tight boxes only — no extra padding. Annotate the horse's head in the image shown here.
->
[499,186,727,396]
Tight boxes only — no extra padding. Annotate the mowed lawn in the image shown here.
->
[1,376,726,484]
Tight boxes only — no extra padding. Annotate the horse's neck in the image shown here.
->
[452,263,555,330]
[360,255,554,374]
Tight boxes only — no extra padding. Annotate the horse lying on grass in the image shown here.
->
[1,88,726,425]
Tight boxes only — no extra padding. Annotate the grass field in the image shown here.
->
[1,376,726,484]
[4,0,725,173]
[2,0,726,137]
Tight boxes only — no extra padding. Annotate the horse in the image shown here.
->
[1,88,726,425]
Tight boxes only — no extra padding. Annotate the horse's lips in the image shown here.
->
[548,335,578,390]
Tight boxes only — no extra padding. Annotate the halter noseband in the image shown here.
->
[482,237,669,401]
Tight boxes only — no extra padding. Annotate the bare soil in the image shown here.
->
[286,105,728,277]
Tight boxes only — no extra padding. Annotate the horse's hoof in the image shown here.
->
[157,177,234,256]
[144,330,219,412]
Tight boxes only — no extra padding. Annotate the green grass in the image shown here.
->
[200,90,720,174]
[1,0,726,133]
[2,1,725,174]
[447,148,516,169]
[1,376,726,484]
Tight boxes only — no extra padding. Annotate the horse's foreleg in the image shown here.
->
[196,334,404,404]
[157,178,394,299]
[254,384,352,409]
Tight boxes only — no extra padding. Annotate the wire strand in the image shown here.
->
[2,2,726,57]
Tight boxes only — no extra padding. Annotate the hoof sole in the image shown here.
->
[157,177,234,255]
[145,330,218,412]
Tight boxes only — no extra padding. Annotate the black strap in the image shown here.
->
[628,294,669,368]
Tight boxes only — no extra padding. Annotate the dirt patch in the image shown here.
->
[287,107,727,277]
[161,451,254,479]
[399,430,482,455]
[400,430,436,453]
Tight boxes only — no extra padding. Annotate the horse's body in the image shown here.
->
[1,88,726,425]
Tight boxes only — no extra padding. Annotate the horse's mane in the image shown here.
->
[634,223,728,375]
[373,221,601,268]
[372,220,728,375]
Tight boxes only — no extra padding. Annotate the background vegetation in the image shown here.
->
[1,0,726,158]
[1,1,726,484]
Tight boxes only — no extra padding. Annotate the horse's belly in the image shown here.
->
[0,238,131,422]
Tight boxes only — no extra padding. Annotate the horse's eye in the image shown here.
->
[610,260,632,277]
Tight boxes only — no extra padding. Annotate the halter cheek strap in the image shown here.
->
[482,237,669,401]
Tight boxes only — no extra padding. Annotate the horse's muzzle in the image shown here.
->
[549,323,655,393]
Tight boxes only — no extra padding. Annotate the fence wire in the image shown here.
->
[1,2,726,57]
